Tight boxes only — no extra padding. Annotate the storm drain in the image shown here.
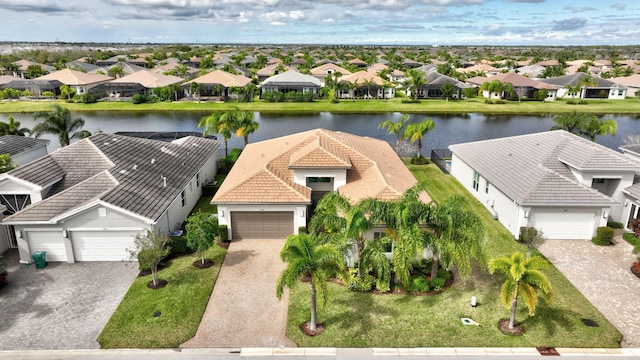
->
[581,318,599,327]
[537,347,560,356]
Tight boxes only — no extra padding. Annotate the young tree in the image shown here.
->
[108,66,125,78]
[32,104,91,147]
[403,118,435,159]
[440,83,456,101]
[60,84,76,100]
[579,116,617,142]
[26,64,46,79]
[128,231,171,288]
[276,232,345,332]
[378,115,408,154]
[185,210,219,265]
[489,252,552,330]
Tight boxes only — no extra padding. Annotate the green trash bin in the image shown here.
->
[31,251,47,269]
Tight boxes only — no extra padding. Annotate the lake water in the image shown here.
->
[6,111,640,153]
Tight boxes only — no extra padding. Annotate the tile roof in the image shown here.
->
[36,69,112,85]
[538,73,626,89]
[341,71,385,86]
[4,134,220,223]
[184,70,252,88]
[110,70,184,88]
[625,183,640,200]
[449,130,638,206]
[259,70,321,87]
[213,129,427,205]
[310,63,352,76]
[487,72,558,90]
[0,135,49,157]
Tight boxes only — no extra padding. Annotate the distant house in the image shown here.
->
[515,64,545,78]
[338,71,393,99]
[456,63,501,77]
[256,63,292,82]
[96,70,184,98]
[64,60,100,73]
[89,62,147,78]
[610,74,640,98]
[348,58,368,68]
[450,131,639,240]
[483,72,558,101]
[0,79,63,97]
[259,70,321,98]
[0,133,220,263]
[9,60,54,79]
[36,69,113,97]
[309,63,352,85]
[538,73,627,100]
[414,70,473,99]
[183,70,253,100]
[153,62,199,80]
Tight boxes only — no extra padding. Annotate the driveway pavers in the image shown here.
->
[181,238,295,348]
[0,249,138,350]
[538,236,640,347]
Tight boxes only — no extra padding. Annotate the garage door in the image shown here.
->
[72,231,138,261]
[28,231,67,262]
[531,211,595,240]
[231,212,293,240]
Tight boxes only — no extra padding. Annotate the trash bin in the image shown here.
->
[31,251,47,269]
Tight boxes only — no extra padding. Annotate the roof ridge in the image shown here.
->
[87,136,116,167]
[264,164,309,201]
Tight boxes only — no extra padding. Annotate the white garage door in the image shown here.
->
[231,212,294,240]
[72,231,138,261]
[28,231,67,262]
[531,211,595,240]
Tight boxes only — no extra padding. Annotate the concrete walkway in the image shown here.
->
[181,238,296,348]
[539,236,640,347]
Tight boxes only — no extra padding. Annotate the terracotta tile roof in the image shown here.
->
[309,63,352,76]
[456,63,500,73]
[110,70,184,88]
[4,134,220,223]
[487,72,558,90]
[341,71,386,86]
[213,129,427,205]
[36,69,112,86]
[450,130,637,206]
[256,63,291,76]
[184,70,252,88]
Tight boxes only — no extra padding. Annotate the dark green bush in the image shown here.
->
[80,94,97,103]
[131,93,152,104]
[410,156,429,165]
[623,232,640,246]
[346,269,375,292]
[519,226,538,242]
[607,221,624,229]
[202,185,217,196]
[298,226,308,234]
[410,276,430,293]
[430,277,446,289]
[437,268,451,280]
[169,236,190,256]
[597,226,614,245]
[219,225,228,242]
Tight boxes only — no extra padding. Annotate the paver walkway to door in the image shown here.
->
[539,237,640,347]
[181,238,296,348]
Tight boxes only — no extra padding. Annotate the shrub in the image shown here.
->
[629,219,640,237]
[566,99,576,105]
[346,269,375,292]
[623,232,640,247]
[169,237,190,256]
[410,276,430,293]
[131,93,151,104]
[42,91,54,97]
[79,94,97,103]
[297,226,308,234]
[430,277,446,289]
[437,268,452,280]
[597,226,615,245]
[578,99,588,105]
[410,156,429,165]
[607,221,624,229]
[219,225,228,242]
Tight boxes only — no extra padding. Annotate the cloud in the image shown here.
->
[563,5,595,13]
[0,0,72,13]
[610,3,626,11]
[551,17,587,31]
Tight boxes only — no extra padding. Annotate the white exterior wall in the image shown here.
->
[293,169,346,191]
[216,204,306,239]
[0,177,45,203]
[569,169,635,222]
[156,175,203,234]
[11,146,48,167]
[450,154,524,237]
[608,88,627,99]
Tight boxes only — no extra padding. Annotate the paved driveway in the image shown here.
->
[181,238,295,348]
[538,237,640,347]
[0,249,138,350]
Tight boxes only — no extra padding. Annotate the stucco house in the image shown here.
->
[0,135,49,167]
[183,70,252,100]
[449,130,639,240]
[338,71,393,99]
[0,133,220,263]
[36,69,113,97]
[213,129,427,240]
[619,144,640,230]
[309,63,352,85]
[538,73,627,100]
[97,70,184,98]
[258,70,321,98]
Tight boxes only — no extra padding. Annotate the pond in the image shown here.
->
[6,111,639,153]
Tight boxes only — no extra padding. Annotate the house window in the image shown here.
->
[373,231,385,240]
[593,178,606,184]
[309,177,331,183]
[618,90,624,96]
[473,171,480,191]
[181,190,186,207]
[485,180,490,194]
[196,172,200,187]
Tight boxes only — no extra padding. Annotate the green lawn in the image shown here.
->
[98,245,226,348]
[1,97,640,114]
[285,163,622,348]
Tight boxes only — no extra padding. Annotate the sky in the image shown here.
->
[0,0,638,46]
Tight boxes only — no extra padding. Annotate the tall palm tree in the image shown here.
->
[578,75,597,98]
[363,78,376,98]
[32,104,91,147]
[403,118,435,159]
[378,114,408,154]
[427,196,485,279]
[488,251,552,330]
[0,116,30,136]
[235,111,259,146]
[405,69,426,100]
[276,232,345,332]
[580,116,617,142]
[198,110,238,156]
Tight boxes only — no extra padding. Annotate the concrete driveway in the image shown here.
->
[0,249,138,350]
[181,238,295,348]
[538,236,640,347]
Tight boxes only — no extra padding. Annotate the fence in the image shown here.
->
[431,149,452,174]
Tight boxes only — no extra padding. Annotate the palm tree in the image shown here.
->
[403,118,435,159]
[234,111,259,146]
[276,232,345,332]
[551,110,587,134]
[107,66,125,79]
[378,115,408,154]
[578,75,597,98]
[564,84,581,99]
[362,78,376,98]
[198,110,238,157]
[488,252,552,330]
[580,116,617,142]
[427,196,485,279]
[405,69,426,100]
[32,104,91,147]
[480,80,507,99]
[189,82,202,102]
[0,116,30,136]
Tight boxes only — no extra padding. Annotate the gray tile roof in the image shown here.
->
[0,135,49,157]
[620,144,640,157]
[625,183,640,200]
[449,130,638,206]
[5,134,220,223]
[538,73,626,89]
[259,70,321,87]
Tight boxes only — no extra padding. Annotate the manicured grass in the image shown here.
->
[193,195,217,214]
[98,245,226,348]
[285,163,622,348]
[1,97,640,114]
